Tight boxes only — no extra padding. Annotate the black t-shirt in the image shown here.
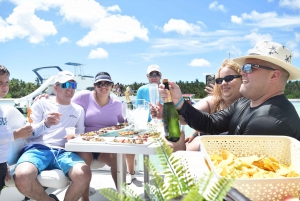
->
[179,95,300,140]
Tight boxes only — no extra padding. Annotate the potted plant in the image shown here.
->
[100,137,234,201]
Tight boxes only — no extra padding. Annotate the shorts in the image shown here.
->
[92,152,100,160]
[16,147,85,176]
[0,162,7,191]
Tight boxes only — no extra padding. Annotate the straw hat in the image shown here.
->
[233,41,300,80]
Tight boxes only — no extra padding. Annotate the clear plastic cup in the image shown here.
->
[65,127,76,140]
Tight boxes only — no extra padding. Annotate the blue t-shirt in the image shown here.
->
[136,84,151,122]
[136,84,163,122]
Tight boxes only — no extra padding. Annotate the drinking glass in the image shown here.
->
[121,102,128,122]
[121,102,136,127]
[131,99,149,130]
[148,83,159,124]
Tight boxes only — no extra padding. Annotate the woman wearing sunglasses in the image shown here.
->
[185,59,242,151]
[71,72,136,190]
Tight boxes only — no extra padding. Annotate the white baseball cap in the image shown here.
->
[147,64,161,74]
[54,70,75,83]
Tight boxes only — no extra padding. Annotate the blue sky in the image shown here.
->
[1,0,300,85]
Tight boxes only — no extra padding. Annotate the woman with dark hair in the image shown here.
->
[72,72,136,195]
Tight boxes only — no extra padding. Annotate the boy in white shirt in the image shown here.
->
[0,65,33,193]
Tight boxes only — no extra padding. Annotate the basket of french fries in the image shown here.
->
[199,135,300,201]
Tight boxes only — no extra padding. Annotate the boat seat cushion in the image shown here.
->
[7,139,104,189]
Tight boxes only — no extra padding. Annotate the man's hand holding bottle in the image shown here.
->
[158,80,184,110]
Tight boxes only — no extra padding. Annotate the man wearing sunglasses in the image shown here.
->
[157,41,300,151]
[14,70,91,201]
[136,64,162,121]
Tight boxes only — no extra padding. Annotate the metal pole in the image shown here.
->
[117,153,126,194]
[143,154,149,199]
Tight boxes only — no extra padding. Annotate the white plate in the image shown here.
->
[107,137,153,146]
[68,136,107,144]
[99,125,134,136]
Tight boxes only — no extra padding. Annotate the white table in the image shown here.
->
[65,140,158,196]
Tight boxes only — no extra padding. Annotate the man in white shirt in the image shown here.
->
[14,71,91,201]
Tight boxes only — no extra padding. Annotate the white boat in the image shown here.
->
[3,63,95,109]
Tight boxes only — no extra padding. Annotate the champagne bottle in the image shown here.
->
[125,91,133,110]
[162,79,181,142]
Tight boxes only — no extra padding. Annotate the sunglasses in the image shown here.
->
[215,75,242,84]
[149,72,161,78]
[95,81,112,88]
[242,63,275,74]
[58,82,77,89]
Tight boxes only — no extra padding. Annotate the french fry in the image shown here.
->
[208,149,300,179]
[27,108,33,124]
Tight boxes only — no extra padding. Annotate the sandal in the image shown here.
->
[89,187,96,196]
[49,194,60,201]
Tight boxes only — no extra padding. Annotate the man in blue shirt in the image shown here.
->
[136,64,162,122]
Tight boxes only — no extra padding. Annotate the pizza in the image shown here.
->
[79,130,106,136]
[82,136,105,142]
[99,123,129,132]
[112,138,144,144]
[118,130,138,136]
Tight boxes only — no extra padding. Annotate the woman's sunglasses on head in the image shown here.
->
[58,82,77,89]
[242,63,275,74]
[95,81,112,88]
[149,72,161,78]
[215,75,242,84]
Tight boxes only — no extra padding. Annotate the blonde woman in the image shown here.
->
[185,59,243,151]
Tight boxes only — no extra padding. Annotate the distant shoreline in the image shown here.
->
[288,99,300,102]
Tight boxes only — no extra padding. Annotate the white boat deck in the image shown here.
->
[1,169,147,201]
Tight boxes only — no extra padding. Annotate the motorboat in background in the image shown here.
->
[1,62,95,113]
[182,94,196,105]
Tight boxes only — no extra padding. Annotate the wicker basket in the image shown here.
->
[199,135,300,201]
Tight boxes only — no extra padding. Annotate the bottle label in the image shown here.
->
[164,124,169,136]
[166,90,172,103]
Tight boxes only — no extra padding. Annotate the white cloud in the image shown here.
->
[0,3,57,43]
[286,33,300,58]
[77,15,149,46]
[88,48,108,59]
[231,10,300,28]
[209,1,227,13]
[279,0,300,10]
[162,19,201,35]
[231,16,242,24]
[228,46,243,58]
[244,32,273,46]
[295,32,300,42]
[188,59,211,67]
[57,37,69,44]
[1,0,148,45]
[241,10,277,21]
[286,40,300,58]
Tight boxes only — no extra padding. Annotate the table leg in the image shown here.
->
[143,154,149,199]
[117,153,126,194]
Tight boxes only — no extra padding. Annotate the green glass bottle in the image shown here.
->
[162,78,181,142]
[125,91,133,110]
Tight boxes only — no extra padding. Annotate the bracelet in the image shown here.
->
[175,97,184,109]
[192,132,199,137]
[44,121,50,128]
